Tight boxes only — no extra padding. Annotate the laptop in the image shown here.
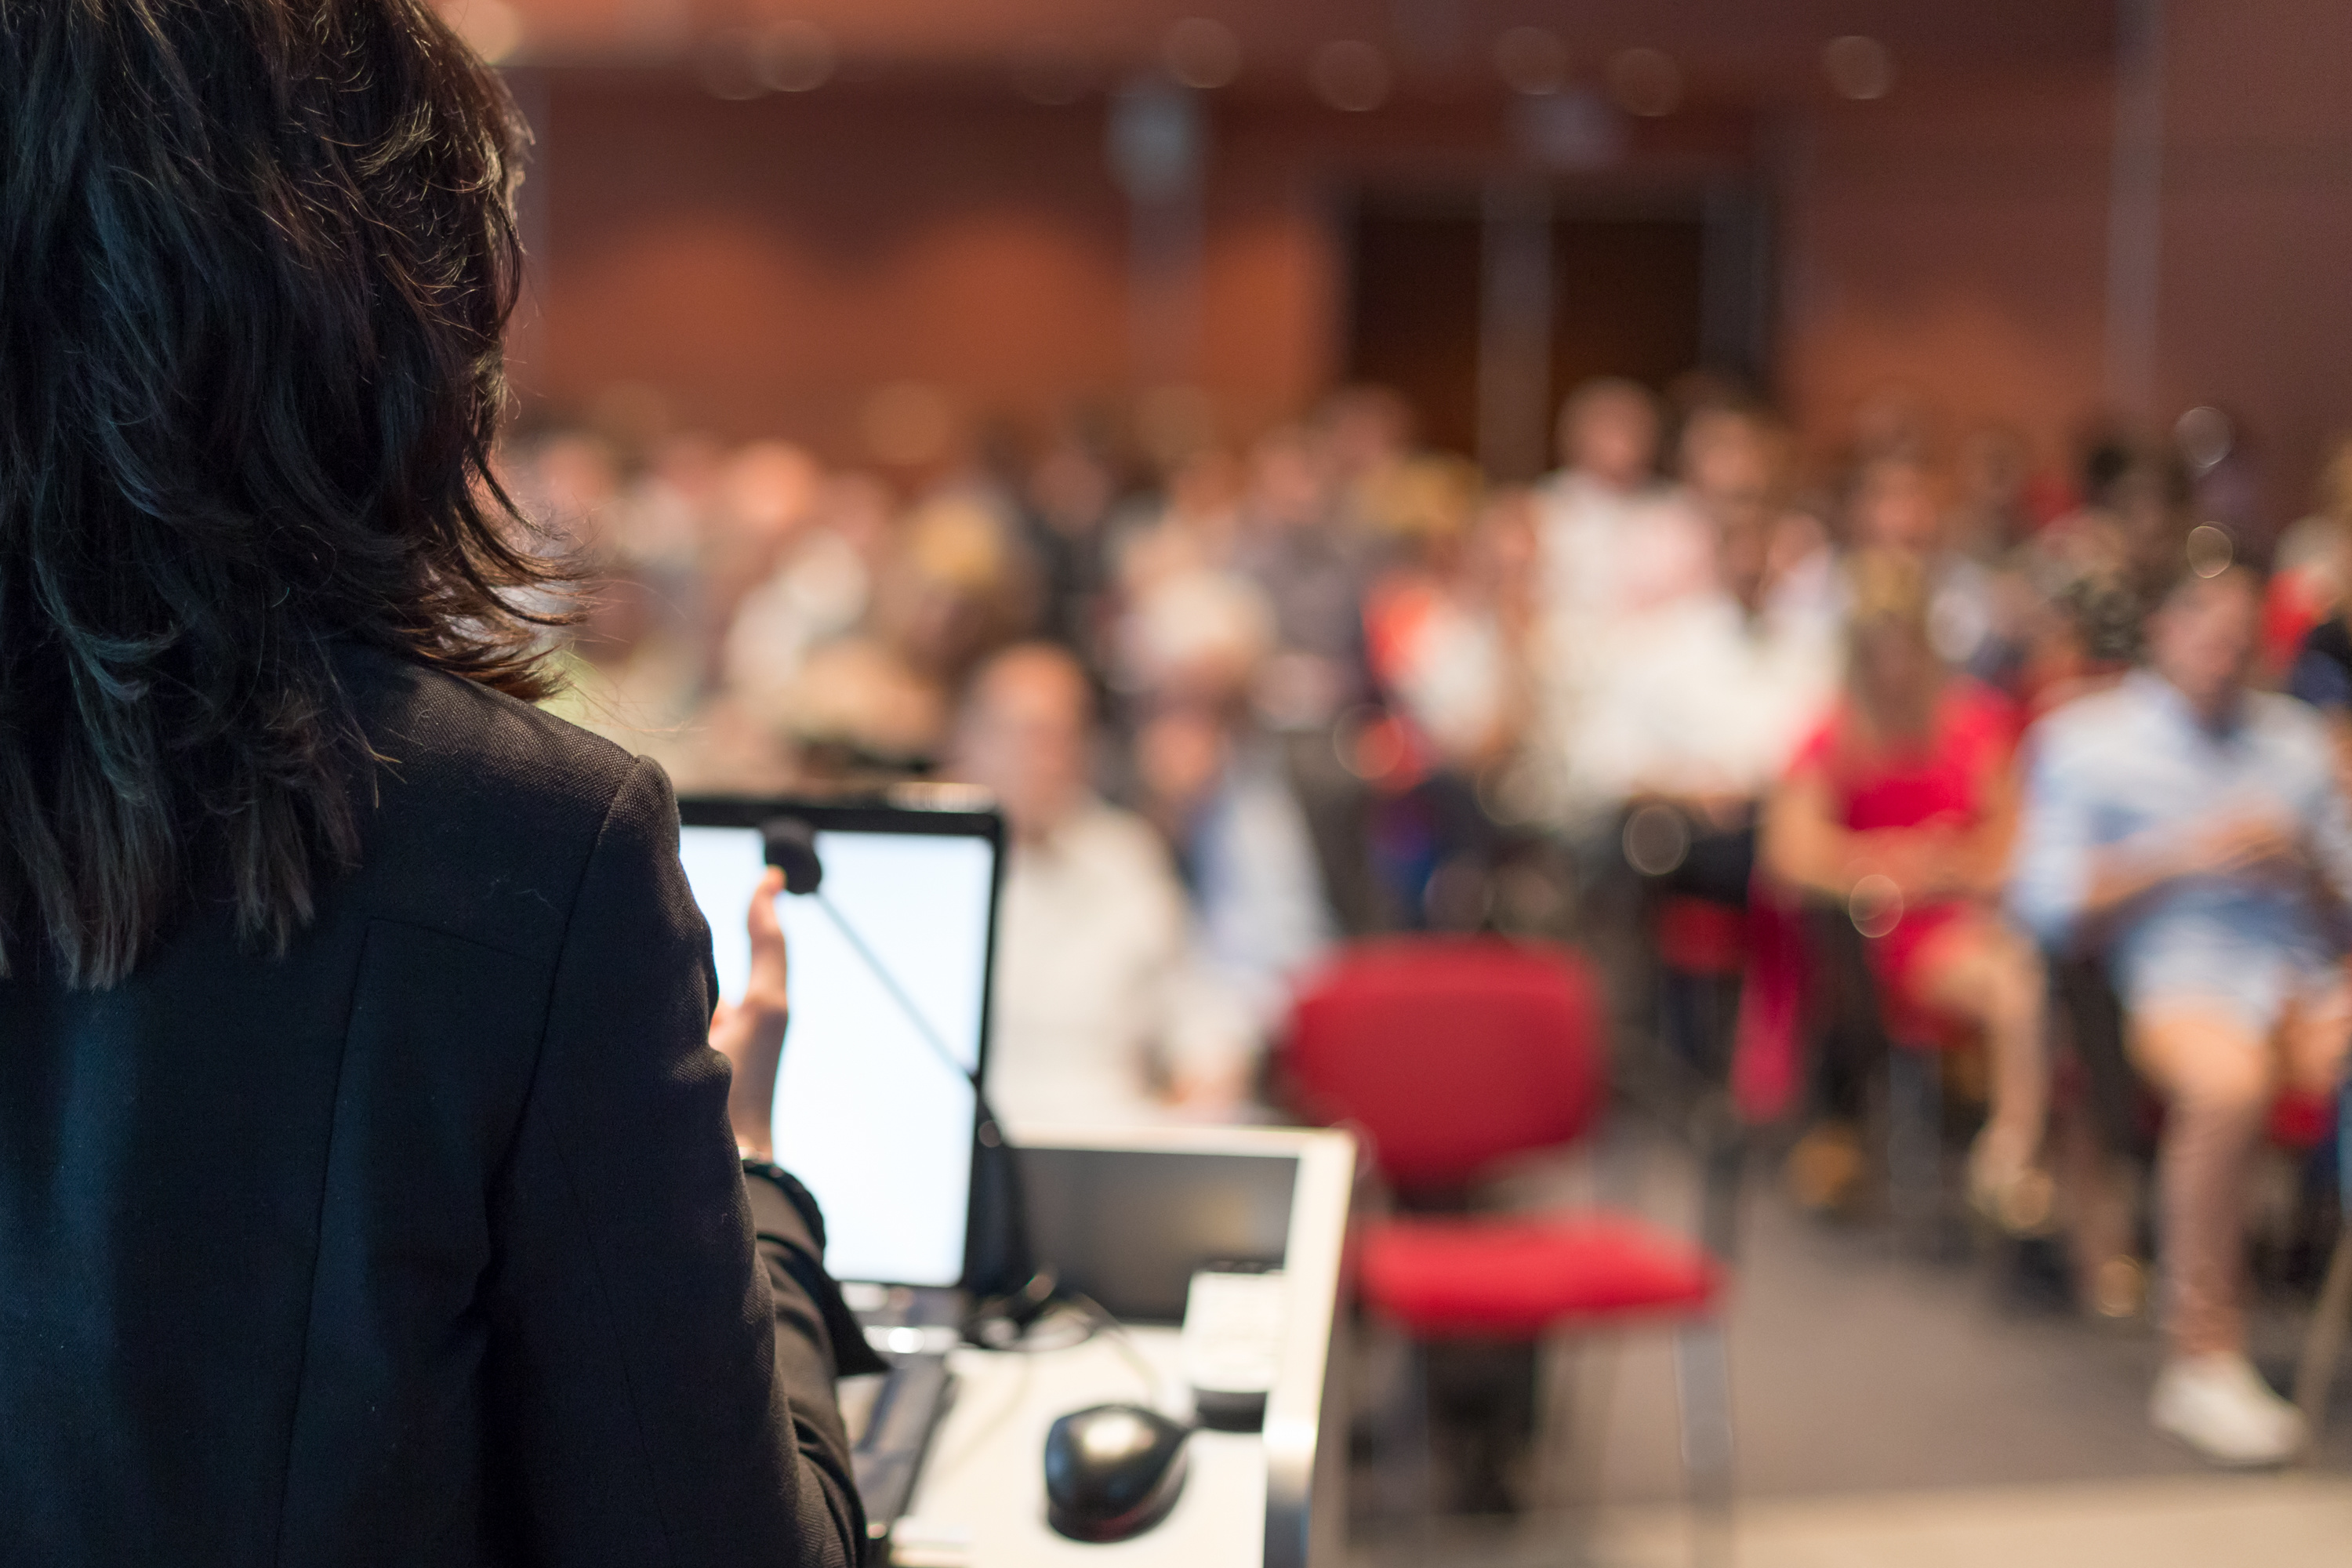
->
[675,787,1004,1559]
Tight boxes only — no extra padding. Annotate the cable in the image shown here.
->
[918,1295,1171,1494]
[1057,1291,1172,1410]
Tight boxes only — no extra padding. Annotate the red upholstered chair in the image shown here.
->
[1284,938,1731,1550]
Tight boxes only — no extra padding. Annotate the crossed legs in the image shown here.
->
[2130,983,2350,1358]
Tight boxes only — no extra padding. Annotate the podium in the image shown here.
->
[887,1124,1356,1568]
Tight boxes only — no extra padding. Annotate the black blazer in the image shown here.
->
[0,647,875,1565]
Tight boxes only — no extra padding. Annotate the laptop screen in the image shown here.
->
[676,799,1000,1289]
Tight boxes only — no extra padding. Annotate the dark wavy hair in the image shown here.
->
[0,0,559,987]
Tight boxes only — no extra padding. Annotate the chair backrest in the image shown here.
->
[1283,937,1606,1192]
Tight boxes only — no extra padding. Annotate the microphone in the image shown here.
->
[760,816,825,897]
[757,811,1051,1327]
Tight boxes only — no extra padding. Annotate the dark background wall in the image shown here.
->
[497,0,2352,517]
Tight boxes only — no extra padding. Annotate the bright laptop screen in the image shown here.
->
[677,811,996,1288]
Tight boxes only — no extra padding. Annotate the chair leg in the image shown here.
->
[1694,1097,1747,1265]
[1527,1330,1620,1520]
[1366,1322,1436,1539]
[1406,1335,1436,1540]
[1673,1322,1734,1568]
[1886,1048,1944,1250]
[2293,1223,2352,1452]
[1530,1333,1577,1518]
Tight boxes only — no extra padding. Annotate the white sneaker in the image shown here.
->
[2150,1353,2307,1467]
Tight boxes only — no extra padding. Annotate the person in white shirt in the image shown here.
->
[1534,379,1715,828]
[1568,408,1839,815]
[952,644,1252,1131]
[1570,525,1839,818]
[1537,379,1715,628]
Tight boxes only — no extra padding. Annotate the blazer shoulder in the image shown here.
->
[336,646,673,959]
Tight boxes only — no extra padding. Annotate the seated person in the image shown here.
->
[949,644,1253,1130]
[2012,564,2352,1466]
[1360,459,1529,779]
[2286,492,2352,797]
[1535,379,1716,833]
[1578,455,1842,879]
[1763,554,2047,1213]
[1133,692,1337,1014]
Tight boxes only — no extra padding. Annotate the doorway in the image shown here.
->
[1343,187,1766,478]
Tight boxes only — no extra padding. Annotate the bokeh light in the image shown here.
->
[1163,18,1242,91]
[1493,26,1570,97]
[1848,873,1904,938]
[757,20,836,94]
[1622,803,1691,877]
[2186,522,2235,578]
[1310,40,1391,113]
[1608,47,1682,118]
[1010,34,1091,106]
[1823,34,1896,101]
[2176,405,2235,474]
[695,29,765,101]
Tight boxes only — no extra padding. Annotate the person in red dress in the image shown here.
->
[1763,552,2050,1212]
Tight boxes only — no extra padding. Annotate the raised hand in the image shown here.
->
[709,867,789,1160]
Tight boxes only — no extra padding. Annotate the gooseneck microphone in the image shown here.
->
[760,815,967,1089]
[757,814,1054,1330]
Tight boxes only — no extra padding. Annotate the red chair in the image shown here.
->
[1284,938,1732,1553]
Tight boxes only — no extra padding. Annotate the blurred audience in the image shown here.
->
[951,644,1255,1130]
[724,471,896,740]
[1357,460,1534,921]
[509,373,2352,1474]
[1132,691,1335,1036]
[1538,376,1714,630]
[1233,424,1372,730]
[779,494,1033,777]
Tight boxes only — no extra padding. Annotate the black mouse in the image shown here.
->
[1043,1403,1192,1543]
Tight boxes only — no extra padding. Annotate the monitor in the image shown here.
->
[676,793,1003,1289]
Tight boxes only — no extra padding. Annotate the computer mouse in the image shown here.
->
[1043,1403,1192,1543]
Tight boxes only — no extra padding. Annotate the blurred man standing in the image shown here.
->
[953,644,1252,1130]
[1537,379,1713,630]
[2012,567,2352,1465]
[1535,379,1714,828]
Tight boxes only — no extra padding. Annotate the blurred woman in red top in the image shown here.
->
[1764,553,2049,1211]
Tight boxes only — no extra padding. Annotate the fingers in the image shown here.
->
[746,866,785,942]
[741,867,790,1014]
[717,871,790,1158]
